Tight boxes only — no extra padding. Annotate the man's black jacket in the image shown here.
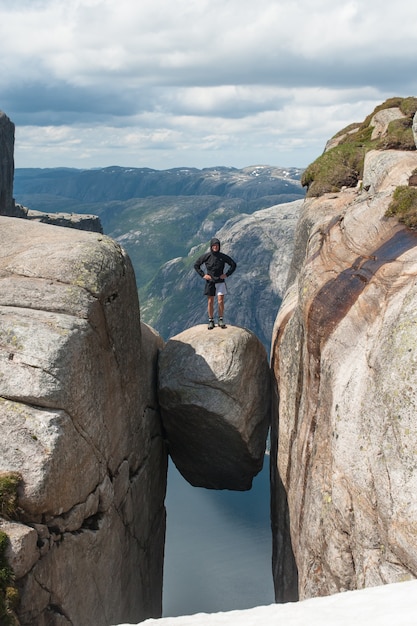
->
[194,249,237,283]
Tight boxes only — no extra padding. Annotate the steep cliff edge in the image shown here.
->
[0,112,16,216]
[271,104,417,601]
[0,109,102,231]
[0,217,167,625]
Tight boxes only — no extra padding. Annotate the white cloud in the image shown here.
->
[1,0,417,169]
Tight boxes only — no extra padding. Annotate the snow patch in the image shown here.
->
[117,580,417,626]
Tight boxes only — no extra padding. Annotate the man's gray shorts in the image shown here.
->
[204,281,228,296]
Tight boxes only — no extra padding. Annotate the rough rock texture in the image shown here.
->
[158,325,271,490]
[0,217,167,625]
[270,148,417,602]
[370,107,405,140]
[362,149,417,194]
[0,111,15,215]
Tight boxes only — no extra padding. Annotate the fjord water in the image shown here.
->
[162,458,275,617]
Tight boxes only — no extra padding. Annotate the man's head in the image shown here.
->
[210,237,220,252]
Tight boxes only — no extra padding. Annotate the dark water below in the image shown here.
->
[162,457,275,617]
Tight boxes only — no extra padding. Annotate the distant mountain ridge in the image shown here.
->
[13,164,305,350]
[14,164,303,204]
[13,166,304,288]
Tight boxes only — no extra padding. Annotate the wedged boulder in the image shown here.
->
[0,216,167,626]
[158,324,270,490]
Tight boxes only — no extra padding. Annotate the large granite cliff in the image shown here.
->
[271,100,417,601]
[0,217,167,625]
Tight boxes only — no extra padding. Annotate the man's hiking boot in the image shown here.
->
[218,318,227,329]
[208,319,215,330]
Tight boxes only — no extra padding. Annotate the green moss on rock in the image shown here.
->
[0,473,21,520]
[301,142,365,196]
[385,185,417,229]
[378,117,416,151]
[302,97,417,198]
[398,96,417,117]
[0,474,21,624]
[0,532,19,626]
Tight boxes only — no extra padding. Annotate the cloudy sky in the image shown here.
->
[1,0,416,170]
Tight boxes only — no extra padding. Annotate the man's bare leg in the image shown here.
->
[208,296,214,319]
[218,295,224,318]
[218,295,226,327]
[207,296,215,328]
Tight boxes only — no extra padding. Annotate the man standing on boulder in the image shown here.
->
[194,237,237,330]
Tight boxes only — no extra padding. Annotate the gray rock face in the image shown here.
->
[370,107,405,140]
[158,325,271,490]
[362,149,417,194]
[0,111,15,215]
[0,217,167,625]
[271,149,417,601]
